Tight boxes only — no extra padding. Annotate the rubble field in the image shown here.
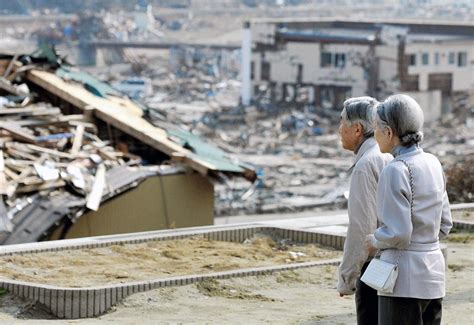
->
[0,235,340,288]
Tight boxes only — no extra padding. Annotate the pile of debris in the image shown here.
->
[0,100,139,199]
[0,97,153,242]
[0,47,257,244]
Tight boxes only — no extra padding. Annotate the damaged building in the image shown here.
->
[242,18,474,120]
[0,48,255,245]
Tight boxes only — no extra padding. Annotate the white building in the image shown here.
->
[243,18,474,121]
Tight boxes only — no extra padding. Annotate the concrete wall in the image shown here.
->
[251,22,276,45]
[376,44,400,96]
[403,90,442,122]
[49,173,214,239]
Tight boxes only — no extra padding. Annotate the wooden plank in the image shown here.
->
[70,124,85,156]
[18,176,44,186]
[2,54,19,78]
[0,136,13,148]
[6,147,38,162]
[16,180,66,193]
[15,114,87,127]
[16,166,35,182]
[0,77,20,96]
[86,164,106,211]
[68,120,97,133]
[25,144,73,159]
[0,123,37,144]
[4,167,19,181]
[97,147,117,161]
[0,107,60,116]
[0,150,7,195]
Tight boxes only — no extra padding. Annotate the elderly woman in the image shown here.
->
[366,94,452,325]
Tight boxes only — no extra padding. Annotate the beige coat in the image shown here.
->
[337,138,392,295]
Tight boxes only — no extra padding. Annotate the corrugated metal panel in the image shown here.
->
[56,67,122,98]
[168,129,244,173]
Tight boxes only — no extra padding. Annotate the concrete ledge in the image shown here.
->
[451,203,474,230]
[452,220,474,230]
[0,225,344,319]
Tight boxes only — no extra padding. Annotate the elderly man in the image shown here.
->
[337,97,393,325]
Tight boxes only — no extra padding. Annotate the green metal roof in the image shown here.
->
[168,129,245,173]
[56,67,122,98]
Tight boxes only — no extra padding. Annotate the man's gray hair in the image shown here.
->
[341,96,379,137]
[376,94,424,147]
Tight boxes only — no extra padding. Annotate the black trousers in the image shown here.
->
[356,262,379,325]
[379,296,443,325]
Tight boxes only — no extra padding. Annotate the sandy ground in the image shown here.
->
[0,235,339,288]
[0,237,471,324]
[452,209,473,222]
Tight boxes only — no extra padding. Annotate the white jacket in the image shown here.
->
[368,145,452,299]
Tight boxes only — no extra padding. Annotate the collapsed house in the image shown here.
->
[0,47,255,245]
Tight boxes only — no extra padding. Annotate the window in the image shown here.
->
[408,54,416,66]
[251,61,255,80]
[434,52,439,65]
[422,53,429,65]
[458,52,467,67]
[261,61,270,81]
[335,53,346,68]
[321,52,332,67]
[448,52,456,65]
[321,51,346,68]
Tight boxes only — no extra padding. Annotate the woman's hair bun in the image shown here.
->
[400,131,423,146]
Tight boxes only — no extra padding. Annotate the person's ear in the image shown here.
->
[385,127,394,140]
[355,122,363,135]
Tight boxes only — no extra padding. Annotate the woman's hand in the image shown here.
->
[365,234,378,255]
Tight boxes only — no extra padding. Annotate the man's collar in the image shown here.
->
[348,137,377,172]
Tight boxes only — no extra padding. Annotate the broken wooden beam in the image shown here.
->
[0,123,37,144]
[16,180,66,193]
[70,124,85,156]
[0,150,6,195]
[0,107,60,116]
[86,164,106,211]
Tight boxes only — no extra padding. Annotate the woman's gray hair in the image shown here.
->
[376,94,424,147]
[341,96,379,137]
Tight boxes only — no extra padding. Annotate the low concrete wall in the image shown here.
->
[0,225,344,319]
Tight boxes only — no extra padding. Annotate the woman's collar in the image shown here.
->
[391,144,421,158]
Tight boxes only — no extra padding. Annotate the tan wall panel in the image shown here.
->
[58,173,213,239]
[162,173,214,228]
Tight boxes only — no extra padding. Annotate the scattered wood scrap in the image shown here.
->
[0,100,141,214]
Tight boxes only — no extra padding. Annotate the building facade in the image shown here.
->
[244,18,474,121]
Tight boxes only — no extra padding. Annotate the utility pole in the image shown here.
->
[240,22,252,106]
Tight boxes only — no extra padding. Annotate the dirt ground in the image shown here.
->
[0,235,339,287]
[0,238,471,324]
